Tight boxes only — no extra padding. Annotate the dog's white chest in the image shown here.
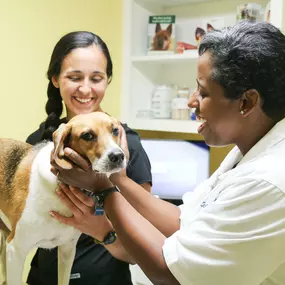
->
[16,143,80,249]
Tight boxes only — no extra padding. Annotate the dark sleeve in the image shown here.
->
[124,125,152,186]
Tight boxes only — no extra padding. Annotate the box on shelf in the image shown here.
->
[236,2,262,22]
[147,15,176,55]
[176,17,226,53]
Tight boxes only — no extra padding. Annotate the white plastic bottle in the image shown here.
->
[151,85,173,119]
[171,86,190,120]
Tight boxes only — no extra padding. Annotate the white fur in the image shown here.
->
[6,142,81,285]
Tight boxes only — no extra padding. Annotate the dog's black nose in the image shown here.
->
[108,150,124,164]
[158,39,164,49]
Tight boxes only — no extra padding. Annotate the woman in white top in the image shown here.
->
[50,21,285,285]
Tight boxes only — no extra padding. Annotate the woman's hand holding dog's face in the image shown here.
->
[50,148,113,191]
[50,125,129,191]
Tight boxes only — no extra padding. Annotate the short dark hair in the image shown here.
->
[43,31,113,140]
[199,21,285,121]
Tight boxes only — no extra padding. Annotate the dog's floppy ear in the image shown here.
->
[155,23,162,33]
[167,24,172,35]
[52,123,73,170]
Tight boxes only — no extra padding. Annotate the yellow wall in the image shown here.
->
[0,0,123,141]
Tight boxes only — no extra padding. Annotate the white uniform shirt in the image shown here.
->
[163,118,285,285]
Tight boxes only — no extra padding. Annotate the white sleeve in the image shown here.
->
[162,177,285,285]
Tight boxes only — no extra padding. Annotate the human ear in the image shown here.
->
[239,89,260,116]
[52,76,59,88]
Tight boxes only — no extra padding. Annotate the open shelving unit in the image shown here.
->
[121,0,284,134]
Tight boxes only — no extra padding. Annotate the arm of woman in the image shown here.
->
[110,172,181,237]
[50,184,135,264]
[104,190,180,285]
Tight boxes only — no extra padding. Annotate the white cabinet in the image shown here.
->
[121,0,284,134]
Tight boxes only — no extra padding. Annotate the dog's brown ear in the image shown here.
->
[167,24,172,35]
[52,123,73,169]
[155,23,162,33]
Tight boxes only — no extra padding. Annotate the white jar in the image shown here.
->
[171,87,190,120]
[151,85,173,119]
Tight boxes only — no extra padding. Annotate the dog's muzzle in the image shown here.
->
[108,150,125,164]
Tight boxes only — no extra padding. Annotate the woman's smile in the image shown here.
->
[73,96,94,104]
[196,115,208,134]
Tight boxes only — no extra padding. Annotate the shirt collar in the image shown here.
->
[239,117,285,166]
[214,117,285,176]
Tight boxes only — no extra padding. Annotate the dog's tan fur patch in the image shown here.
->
[0,139,38,242]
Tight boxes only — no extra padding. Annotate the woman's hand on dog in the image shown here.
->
[50,146,113,191]
[50,183,113,240]
[50,156,113,191]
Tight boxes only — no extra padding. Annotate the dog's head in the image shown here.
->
[52,112,126,175]
[152,23,172,51]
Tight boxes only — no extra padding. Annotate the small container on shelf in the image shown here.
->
[236,3,262,22]
[136,109,153,119]
[190,108,197,120]
[171,86,190,120]
[151,84,173,119]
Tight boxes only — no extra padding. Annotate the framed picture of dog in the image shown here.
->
[147,15,176,55]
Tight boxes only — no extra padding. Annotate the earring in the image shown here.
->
[240,110,244,115]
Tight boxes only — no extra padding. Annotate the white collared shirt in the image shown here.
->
[163,118,285,285]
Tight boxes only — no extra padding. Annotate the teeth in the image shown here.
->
[75,97,92,103]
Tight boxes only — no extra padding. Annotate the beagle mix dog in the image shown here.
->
[0,111,126,285]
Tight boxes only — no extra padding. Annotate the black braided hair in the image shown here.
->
[41,31,113,141]
[42,82,63,140]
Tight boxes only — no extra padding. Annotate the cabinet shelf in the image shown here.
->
[131,50,198,64]
[131,118,201,133]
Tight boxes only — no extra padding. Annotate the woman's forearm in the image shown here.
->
[105,192,179,285]
[104,237,136,264]
[86,212,135,264]
[110,174,181,237]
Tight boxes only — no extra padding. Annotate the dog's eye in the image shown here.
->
[80,132,97,141]
[112,127,119,137]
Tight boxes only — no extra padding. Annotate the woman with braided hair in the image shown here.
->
[25,31,152,285]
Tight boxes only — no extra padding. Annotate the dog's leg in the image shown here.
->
[58,237,79,285]
[6,237,29,285]
[0,230,8,285]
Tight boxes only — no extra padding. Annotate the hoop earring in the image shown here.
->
[240,110,244,115]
